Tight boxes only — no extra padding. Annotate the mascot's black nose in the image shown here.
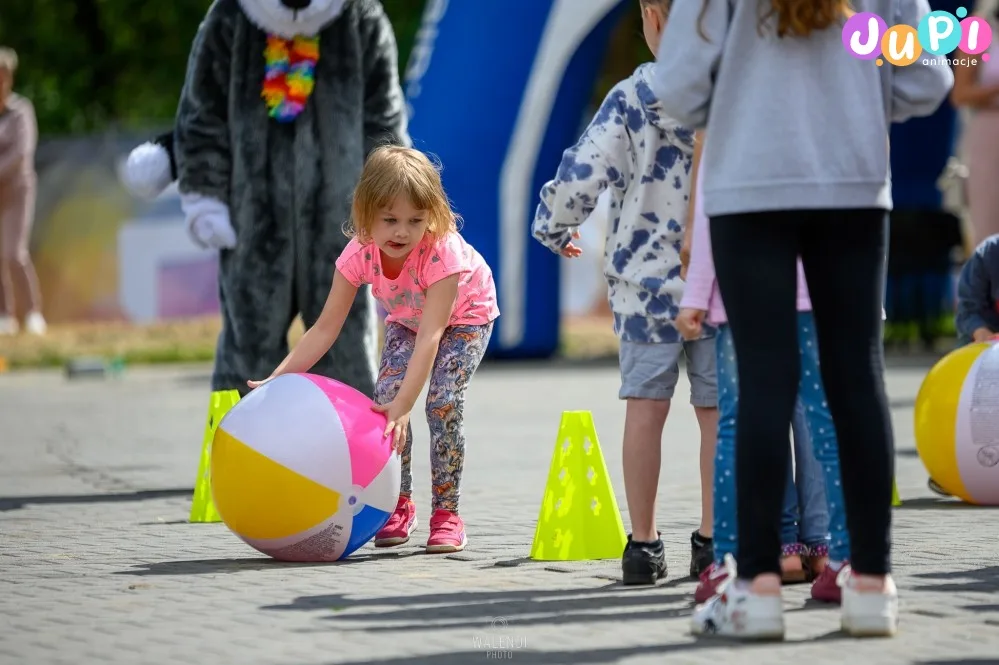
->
[280,0,312,10]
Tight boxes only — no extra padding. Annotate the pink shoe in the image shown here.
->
[426,509,467,553]
[694,561,731,603]
[374,496,418,547]
[811,562,845,604]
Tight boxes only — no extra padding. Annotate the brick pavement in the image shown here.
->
[0,361,997,665]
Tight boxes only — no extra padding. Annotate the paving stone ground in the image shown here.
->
[0,358,997,665]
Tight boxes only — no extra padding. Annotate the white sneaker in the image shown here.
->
[24,311,46,335]
[0,315,17,336]
[690,554,785,640]
[839,566,899,637]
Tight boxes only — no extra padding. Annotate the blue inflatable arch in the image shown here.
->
[403,0,629,359]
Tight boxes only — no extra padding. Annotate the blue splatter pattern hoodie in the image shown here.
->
[531,62,699,344]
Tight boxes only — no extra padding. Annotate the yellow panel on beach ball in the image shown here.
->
[914,343,988,502]
[211,427,341,540]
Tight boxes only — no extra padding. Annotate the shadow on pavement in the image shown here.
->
[263,585,689,630]
[960,604,999,614]
[295,630,859,664]
[114,551,406,576]
[263,584,836,634]
[308,642,769,665]
[893,497,992,510]
[0,488,192,512]
[910,566,999,595]
[915,660,999,665]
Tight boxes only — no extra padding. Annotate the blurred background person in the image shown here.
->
[954,2,999,247]
[0,46,45,336]
[883,0,966,353]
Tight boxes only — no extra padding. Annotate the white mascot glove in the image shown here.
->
[180,192,237,250]
[121,142,174,201]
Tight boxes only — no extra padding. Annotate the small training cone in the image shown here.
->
[529,411,628,561]
[189,390,241,523]
[892,478,901,507]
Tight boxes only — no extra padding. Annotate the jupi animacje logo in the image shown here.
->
[842,6,993,66]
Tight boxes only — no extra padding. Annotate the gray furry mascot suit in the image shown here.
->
[121,0,409,397]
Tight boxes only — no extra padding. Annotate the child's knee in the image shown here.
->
[624,397,672,427]
[425,397,461,428]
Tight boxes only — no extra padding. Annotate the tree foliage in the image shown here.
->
[0,0,427,135]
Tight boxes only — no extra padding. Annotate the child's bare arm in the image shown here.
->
[681,130,705,279]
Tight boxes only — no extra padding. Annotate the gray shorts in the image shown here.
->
[618,338,718,406]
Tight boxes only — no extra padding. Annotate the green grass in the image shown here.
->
[0,315,620,371]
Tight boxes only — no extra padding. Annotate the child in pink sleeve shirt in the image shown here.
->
[250,146,499,554]
[677,158,850,611]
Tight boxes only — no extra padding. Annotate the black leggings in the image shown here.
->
[710,209,894,579]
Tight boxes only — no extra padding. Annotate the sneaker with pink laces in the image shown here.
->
[426,509,467,553]
[374,496,418,547]
[694,561,731,604]
[811,562,845,604]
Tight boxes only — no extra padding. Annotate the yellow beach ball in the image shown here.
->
[914,341,999,505]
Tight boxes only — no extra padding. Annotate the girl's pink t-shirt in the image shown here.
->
[335,232,500,332]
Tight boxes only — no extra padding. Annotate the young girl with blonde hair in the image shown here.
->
[653,0,952,641]
[250,146,500,554]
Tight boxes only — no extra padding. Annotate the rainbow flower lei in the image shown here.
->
[262,34,319,122]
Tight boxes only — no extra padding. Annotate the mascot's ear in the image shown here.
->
[120,130,177,200]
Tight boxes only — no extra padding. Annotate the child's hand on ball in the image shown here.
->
[371,400,411,452]
[247,377,274,389]
[973,327,995,344]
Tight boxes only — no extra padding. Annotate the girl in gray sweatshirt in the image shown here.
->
[651,0,953,642]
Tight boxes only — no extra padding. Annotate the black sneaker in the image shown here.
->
[689,530,714,578]
[622,534,667,585]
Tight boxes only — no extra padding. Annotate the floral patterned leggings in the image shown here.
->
[373,321,493,513]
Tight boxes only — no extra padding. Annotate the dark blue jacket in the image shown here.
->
[956,234,999,345]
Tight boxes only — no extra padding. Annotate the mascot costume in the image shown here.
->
[121,0,409,398]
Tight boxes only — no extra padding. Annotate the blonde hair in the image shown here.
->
[0,47,18,72]
[347,146,460,243]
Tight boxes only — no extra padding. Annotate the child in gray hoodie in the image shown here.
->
[652,0,953,642]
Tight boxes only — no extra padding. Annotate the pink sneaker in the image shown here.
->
[426,509,467,553]
[374,496,418,547]
[811,562,845,604]
[694,561,731,603]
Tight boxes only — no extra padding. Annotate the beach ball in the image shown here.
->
[914,341,999,505]
[210,373,401,561]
